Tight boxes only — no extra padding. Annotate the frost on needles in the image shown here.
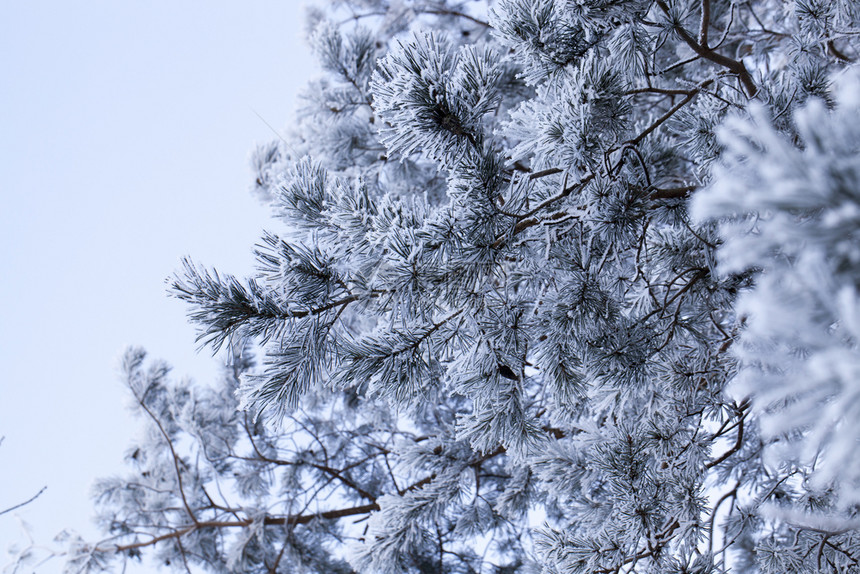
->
[18,0,860,573]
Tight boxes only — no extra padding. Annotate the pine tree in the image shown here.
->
[26,0,860,572]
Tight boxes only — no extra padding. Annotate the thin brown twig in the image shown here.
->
[134,389,198,524]
[0,486,47,517]
[706,401,749,469]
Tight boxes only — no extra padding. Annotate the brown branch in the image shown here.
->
[525,172,593,218]
[828,40,856,63]
[625,87,696,96]
[135,388,198,524]
[706,401,748,469]
[649,185,698,200]
[340,7,489,28]
[713,3,735,49]
[307,463,377,502]
[238,290,388,322]
[529,167,564,180]
[665,269,707,309]
[699,0,711,48]
[616,144,652,187]
[594,519,681,573]
[495,78,701,244]
[655,0,757,96]
[101,525,198,553]
[492,79,708,250]
[268,535,290,574]
[100,469,447,555]
[659,54,701,75]
[708,485,739,554]
[101,441,510,559]
[242,416,377,502]
[101,505,384,555]
[627,85,703,147]
[0,486,47,517]
[290,294,363,318]
[495,209,579,247]
[421,9,490,28]
[269,502,381,526]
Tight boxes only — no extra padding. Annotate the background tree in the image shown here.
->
[18,0,860,572]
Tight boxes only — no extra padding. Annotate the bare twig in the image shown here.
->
[706,400,750,469]
[134,388,198,524]
[0,486,47,517]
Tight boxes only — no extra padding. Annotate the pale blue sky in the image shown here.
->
[0,1,314,568]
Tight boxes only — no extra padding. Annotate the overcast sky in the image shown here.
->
[1,2,314,569]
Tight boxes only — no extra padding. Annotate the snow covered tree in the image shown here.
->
[26,0,860,572]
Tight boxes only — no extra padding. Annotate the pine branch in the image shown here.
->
[131,383,198,525]
[99,472,445,554]
[655,0,757,96]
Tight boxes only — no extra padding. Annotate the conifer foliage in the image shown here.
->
[28,0,860,572]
